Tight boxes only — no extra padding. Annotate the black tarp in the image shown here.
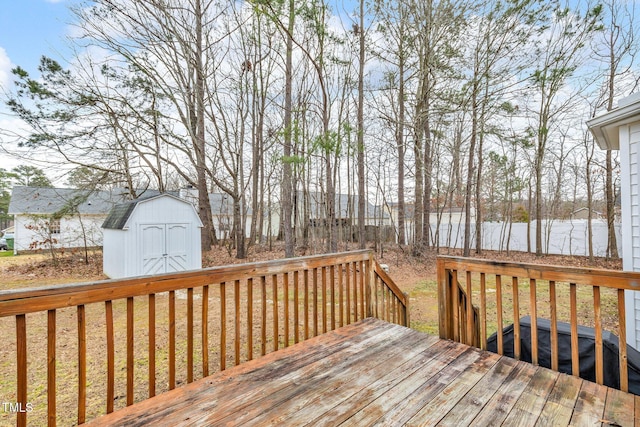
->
[487,316,640,395]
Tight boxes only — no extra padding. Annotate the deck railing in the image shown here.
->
[437,256,637,393]
[0,250,407,426]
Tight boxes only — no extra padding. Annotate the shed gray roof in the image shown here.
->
[102,193,193,230]
[101,201,137,229]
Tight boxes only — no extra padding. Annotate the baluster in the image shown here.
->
[346,263,351,325]
[169,290,176,389]
[352,262,358,321]
[202,285,209,375]
[294,271,299,344]
[569,283,579,377]
[284,272,289,347]
[321,267,327,334]
[392,293,397,324]
[452,270,459,342]
[466,271,473,347]
[313,268,318,337]
[16,314,27,427]
[149,294,156,396]
[126,297,134,406]
[261,276,267,356]
[373,276,384,319]
[47,309,56,425]
[496,275,503,355]
[549,281,558,371]
[235,280,241,365]
[221,281,227,370]
[359,260,365,320]
[480,273,487,350]
[386,286,391,322]
[187,288,194,382]
[304,270,309,340]
[338,264,344,328]
[272,274,279,351]
[246,279,253,361]
[105,301,114,413]
[593,285,603,384]
[530,279,538,365]
[78,304,87,422]
[330,265,335,331]
[512,277,520,360]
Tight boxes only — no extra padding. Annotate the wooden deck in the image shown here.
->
[89,318,638,426]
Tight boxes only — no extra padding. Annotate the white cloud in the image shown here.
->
[0,47,13,90]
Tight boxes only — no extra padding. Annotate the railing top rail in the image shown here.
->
[373,261,407,305]
[0,250,372,317]
[437,256,640,290]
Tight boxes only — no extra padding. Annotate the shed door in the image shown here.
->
[141,224,189,275]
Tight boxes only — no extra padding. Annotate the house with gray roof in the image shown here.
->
[8,185,260,254]
[7,186,159,254]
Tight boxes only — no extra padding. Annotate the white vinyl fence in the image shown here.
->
[430,220,622,257]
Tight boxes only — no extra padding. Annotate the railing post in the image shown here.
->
[437,258,451,340]
[404,292,410,327]
[367,252,374,318]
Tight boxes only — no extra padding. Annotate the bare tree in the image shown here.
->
[592,0,636,259]
[72,0,226,251]
[528,1,602,256]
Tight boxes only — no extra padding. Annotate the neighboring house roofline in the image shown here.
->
[8,186,133,216]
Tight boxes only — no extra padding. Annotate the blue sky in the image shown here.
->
[0,0,76,172]
[0,0,74,83]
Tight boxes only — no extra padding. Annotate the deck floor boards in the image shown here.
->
[89,318,638,427]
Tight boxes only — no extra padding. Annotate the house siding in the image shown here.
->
[13,214,106,253]
[625,121,640,349]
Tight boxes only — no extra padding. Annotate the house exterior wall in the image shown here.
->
[13,214,106,253]
[623,121,640,349]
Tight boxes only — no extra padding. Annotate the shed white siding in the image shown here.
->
[103,229,126,279]
[102,195,202,279]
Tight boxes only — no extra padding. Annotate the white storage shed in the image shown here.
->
[102,194,203,279]
[588,92,640,350]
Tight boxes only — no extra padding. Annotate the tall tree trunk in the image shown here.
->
[282,0,295,258]
[397,34,406,246]
[234,195,245,258]
[357,0,366,249]
[413,126,424,254]
[423,114,432,249]
[463,82,478,257]
[195,0,214,251]
[474,130,484,255]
